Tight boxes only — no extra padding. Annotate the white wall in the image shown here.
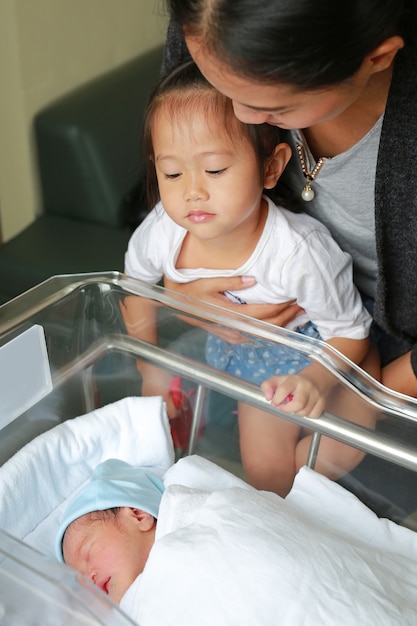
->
[0,0,168,242]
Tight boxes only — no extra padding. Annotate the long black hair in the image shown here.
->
[167,0,416,89]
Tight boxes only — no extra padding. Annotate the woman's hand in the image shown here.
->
[164,276,303,327]
[382,351,417,398]
[261,374,325,419]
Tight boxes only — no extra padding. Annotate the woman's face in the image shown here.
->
[186,37,373,130]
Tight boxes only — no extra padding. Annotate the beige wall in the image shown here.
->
[0,0,168,242]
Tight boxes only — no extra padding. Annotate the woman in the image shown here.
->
[162,0,417,397]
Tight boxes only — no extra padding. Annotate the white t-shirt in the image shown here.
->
[124,196,371,341]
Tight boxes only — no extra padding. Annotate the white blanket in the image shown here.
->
[121,463,417,626]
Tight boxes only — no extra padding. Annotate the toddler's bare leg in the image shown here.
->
[238,401,301,497]
[296,430,367,482]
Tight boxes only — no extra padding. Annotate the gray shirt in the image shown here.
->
[282,117,383,298]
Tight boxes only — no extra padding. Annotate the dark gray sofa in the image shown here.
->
[0,44,163,304]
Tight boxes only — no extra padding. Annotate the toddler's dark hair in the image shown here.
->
[143,60,284,209]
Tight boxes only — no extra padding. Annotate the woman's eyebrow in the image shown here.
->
[239,102,290,113]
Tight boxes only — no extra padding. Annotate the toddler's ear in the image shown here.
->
[130,508,156,531]
[264,143,291,189]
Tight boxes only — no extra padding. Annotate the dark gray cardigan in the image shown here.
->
[162,22,417,374]
[374,44,417,373]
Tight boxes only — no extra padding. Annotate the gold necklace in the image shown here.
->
[296,143,325,202]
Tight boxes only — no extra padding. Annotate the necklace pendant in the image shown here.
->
[301,181,315,202]
[296,143,324,202]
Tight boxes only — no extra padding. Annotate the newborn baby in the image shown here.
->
[55,458,163,603]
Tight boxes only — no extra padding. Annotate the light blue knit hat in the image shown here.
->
[55,458,164,562]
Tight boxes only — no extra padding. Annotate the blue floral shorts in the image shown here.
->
[205,321,321,384]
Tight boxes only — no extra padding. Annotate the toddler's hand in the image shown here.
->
[261,375,325,419]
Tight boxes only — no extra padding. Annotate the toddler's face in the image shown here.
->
[62,507,156,603]
[152,102,269,245]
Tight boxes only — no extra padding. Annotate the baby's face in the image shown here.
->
[62,507,156,603]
